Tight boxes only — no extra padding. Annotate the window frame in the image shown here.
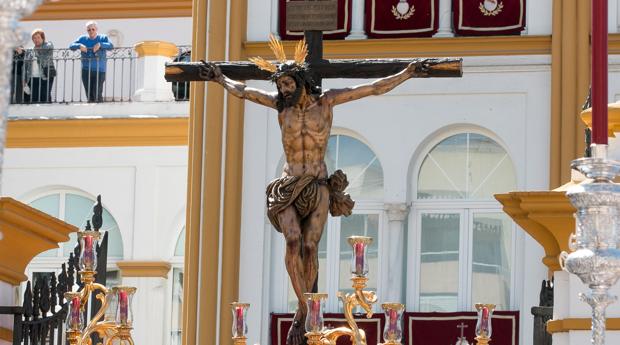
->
[408,130,519,312]
[25,189,124,259]
[408,202,517,311]
[24,189,125,297]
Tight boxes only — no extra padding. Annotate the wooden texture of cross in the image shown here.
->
[165,13,463,84]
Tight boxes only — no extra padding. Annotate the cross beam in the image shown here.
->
[165,57,462,82]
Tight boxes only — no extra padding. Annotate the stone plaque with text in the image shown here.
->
[285,0,338,31]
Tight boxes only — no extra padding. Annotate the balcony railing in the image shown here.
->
[171,45,191,102]
[10,45,191,105]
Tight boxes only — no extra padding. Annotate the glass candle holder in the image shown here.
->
[65,292,83,331]
[78,231,101,271]
[304,293,327,333]
[104,289,118,322]
[231,302,249,338]
[113,286,137,327]
[382,303,405,343]
[348,236,372,277]
[475,303,495,338]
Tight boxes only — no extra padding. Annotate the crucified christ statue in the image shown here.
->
[198,36,431,345]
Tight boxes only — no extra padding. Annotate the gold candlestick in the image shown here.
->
[304,236,378,345]
[64,230,137,345]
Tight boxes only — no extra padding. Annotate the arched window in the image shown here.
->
[325,134,384,200]
[276,134,384,312]
[27,191,124,286]
[411,133,516,312]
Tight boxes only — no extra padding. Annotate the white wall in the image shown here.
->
[18,17,192,48]
[2,146,188,345]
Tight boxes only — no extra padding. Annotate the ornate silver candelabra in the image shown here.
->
[0,0,42,193]
[560,144,620,345]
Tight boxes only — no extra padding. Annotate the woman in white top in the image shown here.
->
[24,29,55,103]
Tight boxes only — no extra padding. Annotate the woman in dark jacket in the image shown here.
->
[11,47,26,104]
[24,29,55,103]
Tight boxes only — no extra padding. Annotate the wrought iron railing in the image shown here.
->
[171,46,191,101]
[532,279,553,345]
[10,47,136,104]
[10,45,192,105]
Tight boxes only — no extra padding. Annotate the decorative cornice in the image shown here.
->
[242,33,620,60]
[116,261,172,278]
[23,0,192,21]
[134,41,179,58]
[580,104,620,137]
[244,35,552,59]
[495,191,575,272]
[547,318,620,333]
[7,117,188,148]
[0,198,76,285]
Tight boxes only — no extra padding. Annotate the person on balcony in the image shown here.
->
[69,21,113,102]
[11,46,27,104]
[24,29,55,103]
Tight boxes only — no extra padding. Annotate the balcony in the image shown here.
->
[8,42,190,119]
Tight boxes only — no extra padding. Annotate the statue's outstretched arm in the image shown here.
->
[201,61,278,109]
[324,61,428,106]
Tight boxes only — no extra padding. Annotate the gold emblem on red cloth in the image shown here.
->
[479,0,503,16]
[392,0,415,20]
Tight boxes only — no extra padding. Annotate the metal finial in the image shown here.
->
[92,195,103,231]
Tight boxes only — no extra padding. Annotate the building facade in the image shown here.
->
[3,1,620,345]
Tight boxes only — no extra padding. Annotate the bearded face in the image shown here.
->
[276,75,304,110]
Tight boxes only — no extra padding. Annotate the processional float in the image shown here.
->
[231,235,496,345]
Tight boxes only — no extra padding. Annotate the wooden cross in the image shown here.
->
[164,1,461,296]
[164,2,462,84]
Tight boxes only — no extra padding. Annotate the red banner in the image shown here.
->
[279,0,352,40]
[271,313,384,345]
[404,311,519,345]
[364,0,439,38]
[453,0,526,35]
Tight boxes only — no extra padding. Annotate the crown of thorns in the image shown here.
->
[249,35,308,79]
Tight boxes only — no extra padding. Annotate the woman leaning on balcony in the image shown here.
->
[24,29,56,103]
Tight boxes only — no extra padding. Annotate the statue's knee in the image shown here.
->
[285,232,301,249]
[303,241,317,255]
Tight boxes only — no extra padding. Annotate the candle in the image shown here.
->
[592,0,608,145]
[354,242,365,275]
[387,309,398,335]
[480,306,489,334]
[235,306,244,336]
[83,235,94,269]
[70,296,81,329]
[310,299,321,330]
[119,290,128,325]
